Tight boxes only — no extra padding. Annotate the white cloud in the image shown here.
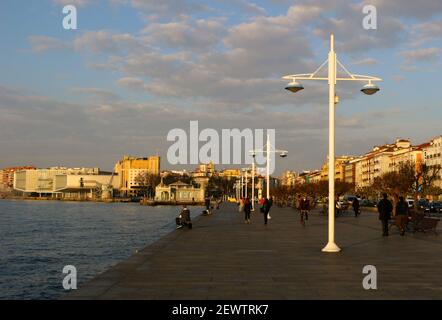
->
[28,36,67,53]
[401,47,441,62]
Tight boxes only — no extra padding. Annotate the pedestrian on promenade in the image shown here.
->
[352,197,360,217]
[261,198,271,225]
[205,195,211,211]
[244,197,252,224]
[299,195,310,226]
[377,193,393,237]
[395,196,409,236]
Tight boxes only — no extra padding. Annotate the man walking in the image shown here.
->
[352,197,360,217]
[261,198,271,225]
[244,197,252,224]
[377,193,393,237]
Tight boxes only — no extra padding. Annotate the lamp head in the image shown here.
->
[361,83,380,95]
[285,80,304,93]
[280,151,288,158]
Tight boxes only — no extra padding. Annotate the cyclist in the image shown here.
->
[299,195,310,227]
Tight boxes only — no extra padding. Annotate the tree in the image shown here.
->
[371,161,442,201]
[134,172,160,198]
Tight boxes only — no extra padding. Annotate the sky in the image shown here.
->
[0,0,442,174]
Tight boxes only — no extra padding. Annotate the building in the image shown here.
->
[219,169,241,180]
[155,180,205,203]
[344,158,361,185]
[281,170,298,187]
[191,162,216,178]
[114,155,160,196]
[423,135,442,192]
[13,167,119,199]
[321,156,354,182]
[1,166,36,190]
[355,139,422,188]
[388,139,423,173]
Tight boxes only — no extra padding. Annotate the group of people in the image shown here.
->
[239,197,274,225]
[377,193,410,236]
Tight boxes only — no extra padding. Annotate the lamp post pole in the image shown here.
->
[266,134,271,199]
[283,34,382,253]
[322,34,340,253]
[245,169,248,198]
[251,160,255,211]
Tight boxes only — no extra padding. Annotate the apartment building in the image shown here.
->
[114,155,161,196]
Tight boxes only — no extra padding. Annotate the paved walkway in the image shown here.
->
[65,203,442,300]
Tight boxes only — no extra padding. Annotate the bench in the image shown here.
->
[414,217,439,235]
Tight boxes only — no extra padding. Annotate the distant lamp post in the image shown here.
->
[283,34,382,253]
[250,134,288,200]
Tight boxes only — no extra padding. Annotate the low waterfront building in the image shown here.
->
[13,167,119,199]
[155,180,205,203]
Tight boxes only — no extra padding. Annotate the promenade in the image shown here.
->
[65,203,442,300]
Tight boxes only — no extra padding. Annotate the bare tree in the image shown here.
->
[134,172,160,198]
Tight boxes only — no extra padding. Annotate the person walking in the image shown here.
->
[352,197,360,217]
[395,196,409,236]
[377,193,393,237]
[261,198,271,225]
[244,197,252,224]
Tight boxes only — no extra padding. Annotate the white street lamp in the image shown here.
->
[250,134,288,200]
[283,34,382,253]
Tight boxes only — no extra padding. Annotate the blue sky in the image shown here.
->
[0,0,442,173]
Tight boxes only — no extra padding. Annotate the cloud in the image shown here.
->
[142,18,226,50]
[350,58,378,66]
[73,31,143,54]
[52,0,94,7]
[71,87,122,102]
[28,36,68,53]
[401,47,441,62]
[117,77,146,91]
[361,0,442,19]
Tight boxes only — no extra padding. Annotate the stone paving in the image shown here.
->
[65,203,442,300]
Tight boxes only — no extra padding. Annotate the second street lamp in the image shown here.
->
[283,34,382,253]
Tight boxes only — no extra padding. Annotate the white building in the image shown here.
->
[14,167,120,199]
[155,181,205,203]
[423,135,442,192]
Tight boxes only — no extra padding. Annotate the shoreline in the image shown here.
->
[0,196,205,206]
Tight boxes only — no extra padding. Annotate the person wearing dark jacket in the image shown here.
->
[352,198,360,217]
[244,197,252,224]
[261,198,271,225]
[395,196,409,236]
[377,193,393,236]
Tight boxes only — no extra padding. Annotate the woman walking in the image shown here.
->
[244,197,252,224]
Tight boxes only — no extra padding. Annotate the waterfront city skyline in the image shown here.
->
[1,0,442,174]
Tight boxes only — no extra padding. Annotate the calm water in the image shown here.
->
[0,200,200,300]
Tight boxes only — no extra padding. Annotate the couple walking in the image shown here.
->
[239,196,273,225]
[377,193,409,236]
